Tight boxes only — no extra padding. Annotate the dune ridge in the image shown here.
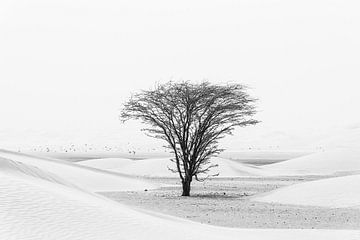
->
[79,149,360,178]
[263,149,360,176]
[79,156,267,178]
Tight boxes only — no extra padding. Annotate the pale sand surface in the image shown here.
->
[101,176,360,229]
[263,149,360,176]
[76,149,360,178]
[0,149,158,192]
[33,151,307,163]
[3,150,358,239]
[256,174,360,208]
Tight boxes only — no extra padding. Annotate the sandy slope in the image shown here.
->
[255,174,360,209]
[79,149,360,177]
[79,157,267,178]
[0,149,157,192]
[263,149,360,176]
[77,157,133,169]
[1,155,359,240]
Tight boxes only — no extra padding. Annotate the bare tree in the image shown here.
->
[120,81,258,196]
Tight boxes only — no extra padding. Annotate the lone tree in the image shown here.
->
[120,81,258,196]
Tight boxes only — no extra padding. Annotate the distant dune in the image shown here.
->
[78,148,360,178]
[79,157,268,178]
[0,149,157,192]
[263,149,360,176]
[77,157,134,170]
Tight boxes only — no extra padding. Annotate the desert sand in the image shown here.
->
[1,149,360,239]
[263,149,360,176]
[102,176,360,230]
[81,148,360,230]
[79,149,360,178]
[79,156,269,177]
[256,174,360,208]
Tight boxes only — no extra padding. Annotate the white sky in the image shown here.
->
[1,0,360,151]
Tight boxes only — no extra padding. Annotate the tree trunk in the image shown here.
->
[181,178,192,196]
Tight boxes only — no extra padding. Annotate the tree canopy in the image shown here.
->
[120,81,259,196]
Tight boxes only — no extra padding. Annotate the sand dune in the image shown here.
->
[0,149,157,192]
[263,149,360,176]
[0,156,76,188]
[79,149,360,178]
[255,174,360,209]
[80,157,267,178]
[1,154,359,240]
[78,157,178,177]
[77,157,133,169]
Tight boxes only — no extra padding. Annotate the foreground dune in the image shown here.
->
[0,149,157,192]
[1,153,359,240]
[255,174,360,208]
[263,149,360,176]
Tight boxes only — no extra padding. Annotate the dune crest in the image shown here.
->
[0,149,157,192]
[264,149,360,176]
